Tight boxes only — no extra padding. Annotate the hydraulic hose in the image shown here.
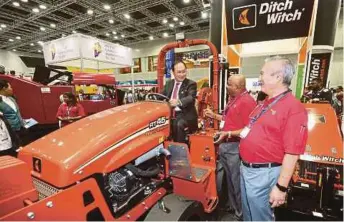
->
[125,163,160,178]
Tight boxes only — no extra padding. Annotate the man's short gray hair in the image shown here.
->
[265,55,295,86]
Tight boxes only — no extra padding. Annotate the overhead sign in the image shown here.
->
[225,0,315,44]
[43,36,80,64]
[305,53,331,87]
[43,34,133,68]
[80,35,133,67]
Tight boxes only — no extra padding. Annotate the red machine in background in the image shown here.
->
[0,66,118,129]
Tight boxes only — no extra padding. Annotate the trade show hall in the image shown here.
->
[0,0,343,221]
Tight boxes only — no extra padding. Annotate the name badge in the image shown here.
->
[240,126,251,139]
[220,121,225,129]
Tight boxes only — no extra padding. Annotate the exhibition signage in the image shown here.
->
[165,49,174,79]
[304,53,331,87]
[43,36,79,64]
[117,80,157,87]
[225,0,315,44]
[43,34,133,68]
[80,35,132,67]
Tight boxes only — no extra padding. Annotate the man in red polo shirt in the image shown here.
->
[205,74,256,220]
[239,56,308,221]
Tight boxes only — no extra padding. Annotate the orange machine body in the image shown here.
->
[302,104,343,165]
[18,101,171,188]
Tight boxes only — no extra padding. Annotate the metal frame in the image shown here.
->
[0,0,210,53]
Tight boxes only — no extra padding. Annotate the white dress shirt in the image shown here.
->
[0,118,12,151]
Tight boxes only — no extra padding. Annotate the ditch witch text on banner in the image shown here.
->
[225,0,315,44]
[305,52,331,87]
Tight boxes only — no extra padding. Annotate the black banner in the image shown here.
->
[225,0,315,44]
[305,53,331,86]
[313,0,341,46]
[227,67,240,77]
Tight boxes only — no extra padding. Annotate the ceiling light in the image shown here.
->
[162,19,168,24]
[50,23,56,28]
[21,0,28,2]
[183,0,190,3]
[40,27,46,31]
[32,8,39,13]
[114,36,118,39]
[124,14,130,19]
[37,41,43,45]
[135,49,140,52]
[173,17,178,21]
[121,34,125,38]
[105,33,110,36]
[30,43,34,46]
[179,21,185,26]
[149,36,154,40]
[9,39,14,42]
[201,11,208,19]
[38,50,42,53]
[39,5,46,9]
[112,31,117,35]
[13,2,20,7]
[13,49,16,51]
[169,23,175,28]
[163,32,168,37]
[16,36,21,40]
[0,24,6,28]
[87,9,93,15]
[72,30,77,34]
[103,4,111,10]
[109,19,114,24]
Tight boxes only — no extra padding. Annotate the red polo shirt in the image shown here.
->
[240,92,308,163]
[223,91,256,131]
[56,103,86,127]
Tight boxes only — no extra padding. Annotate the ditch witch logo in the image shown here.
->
[307,53,331,85]
[233,0,306,30]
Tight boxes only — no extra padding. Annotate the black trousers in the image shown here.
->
[16,127,29,146]
[171,112,197,143]
[0,148,17,157]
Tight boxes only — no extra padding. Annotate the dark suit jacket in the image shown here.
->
[162,78,198,124]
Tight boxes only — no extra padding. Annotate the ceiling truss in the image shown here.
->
[0,0,210,53]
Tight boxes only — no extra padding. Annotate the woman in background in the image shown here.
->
[56,92,86,128]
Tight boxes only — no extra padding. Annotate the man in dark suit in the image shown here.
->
[162,61,198,143]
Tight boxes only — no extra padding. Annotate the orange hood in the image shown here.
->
[300,104,343,165]
[18,101,171,188]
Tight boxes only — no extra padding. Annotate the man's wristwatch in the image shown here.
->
[276,183,288,192]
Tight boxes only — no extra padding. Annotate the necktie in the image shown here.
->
[172,82,181,99]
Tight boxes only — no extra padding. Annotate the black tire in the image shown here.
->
[144,194,206,221]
